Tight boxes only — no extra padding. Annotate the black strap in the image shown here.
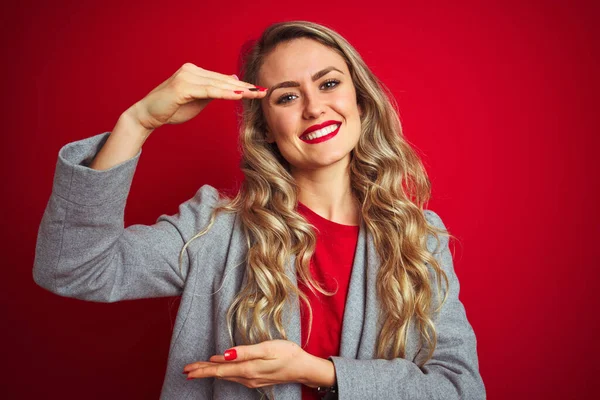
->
[317,383,338,399]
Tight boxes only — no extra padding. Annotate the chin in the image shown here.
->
[312,151,352,169]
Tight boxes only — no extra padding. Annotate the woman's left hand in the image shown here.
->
[183,339,312,389]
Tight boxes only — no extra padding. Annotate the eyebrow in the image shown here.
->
[265,66,344,101]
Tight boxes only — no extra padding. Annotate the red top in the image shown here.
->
[296,202,360,400]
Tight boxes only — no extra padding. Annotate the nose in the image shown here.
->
[302,90,325,120]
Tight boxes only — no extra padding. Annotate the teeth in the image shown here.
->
[303,124,340,141]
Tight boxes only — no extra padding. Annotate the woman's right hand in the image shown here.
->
[129,63,267,131]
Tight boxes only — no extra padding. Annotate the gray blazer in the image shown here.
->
[34,131,486,399]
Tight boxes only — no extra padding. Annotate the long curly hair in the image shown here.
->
[180,20,454,370]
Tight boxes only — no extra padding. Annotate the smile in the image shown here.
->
[299,123,341,144]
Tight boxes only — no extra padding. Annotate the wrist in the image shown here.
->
[124,102,156,138]
[89,109,150,171]
[300,353,336,389]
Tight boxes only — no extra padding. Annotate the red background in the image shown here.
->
[2,0,598,398]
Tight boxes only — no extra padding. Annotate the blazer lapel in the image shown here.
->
[339,223,382,359]
[338,222,367,358]
[270,254,302,400]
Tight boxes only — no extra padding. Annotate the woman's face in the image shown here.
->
[257,38,362,173]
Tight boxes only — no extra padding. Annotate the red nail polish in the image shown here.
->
[224,348,237,361]
[182,371,188,374]
[234,90,243,94]
[187,377,194,380]
[254,85,268,91]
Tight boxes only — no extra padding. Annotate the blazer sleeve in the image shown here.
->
[329,210,486,399]
[33,131,220,302]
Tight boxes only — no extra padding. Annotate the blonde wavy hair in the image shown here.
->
[180,20,455,370]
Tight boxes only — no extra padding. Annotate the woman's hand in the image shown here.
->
[130,63,267,131]
[182,340,336,389]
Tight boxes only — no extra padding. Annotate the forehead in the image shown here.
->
[258,38,348,84]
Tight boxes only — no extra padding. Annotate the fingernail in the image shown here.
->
[182,371,188,374]
[232,74,239,80]
[255,85,268,91]
[186,377,194,380]
[224,348,237,361]
[234,90,243,94]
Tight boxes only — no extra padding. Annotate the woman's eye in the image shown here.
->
[321,79,340,89]
[276,93,298,104]
[275,80,340,105]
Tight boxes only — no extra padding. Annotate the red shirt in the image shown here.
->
[296,202,360,400]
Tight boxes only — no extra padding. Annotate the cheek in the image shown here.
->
[271,112,300,140]
[263,107,287,140]
[333,90,360,116]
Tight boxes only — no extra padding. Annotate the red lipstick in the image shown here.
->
[300,120,341,137]
[299,121,341,144]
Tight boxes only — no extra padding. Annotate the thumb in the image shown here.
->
[224,347,238,361]
[224,342,270,361]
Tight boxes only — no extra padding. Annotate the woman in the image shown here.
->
[33,21,485,399]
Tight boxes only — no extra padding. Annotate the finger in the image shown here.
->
[178,74,267,96]
[231,88,268,100]
[223,342,273,362]
[176,83,249,102]
[176,71,252,92]
[183,361,220,374]
[195,77,268,96]
[209,355,227,363]
[192,76,259,93]
[181,80,266,101]
[185,65,268,94]
[187,367,273,390]
[183,63,257,89]
[187,363,244,380]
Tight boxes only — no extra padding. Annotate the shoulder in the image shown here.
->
[174,184,221,220]
[158,184,236,240]
[187,184,239,211]
[189,184,241,228]
[423,209,450,256]
[423,209,447,230]
[187,184,237,220]
[194,184,220,204]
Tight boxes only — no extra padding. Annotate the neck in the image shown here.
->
[291,157,360,226]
